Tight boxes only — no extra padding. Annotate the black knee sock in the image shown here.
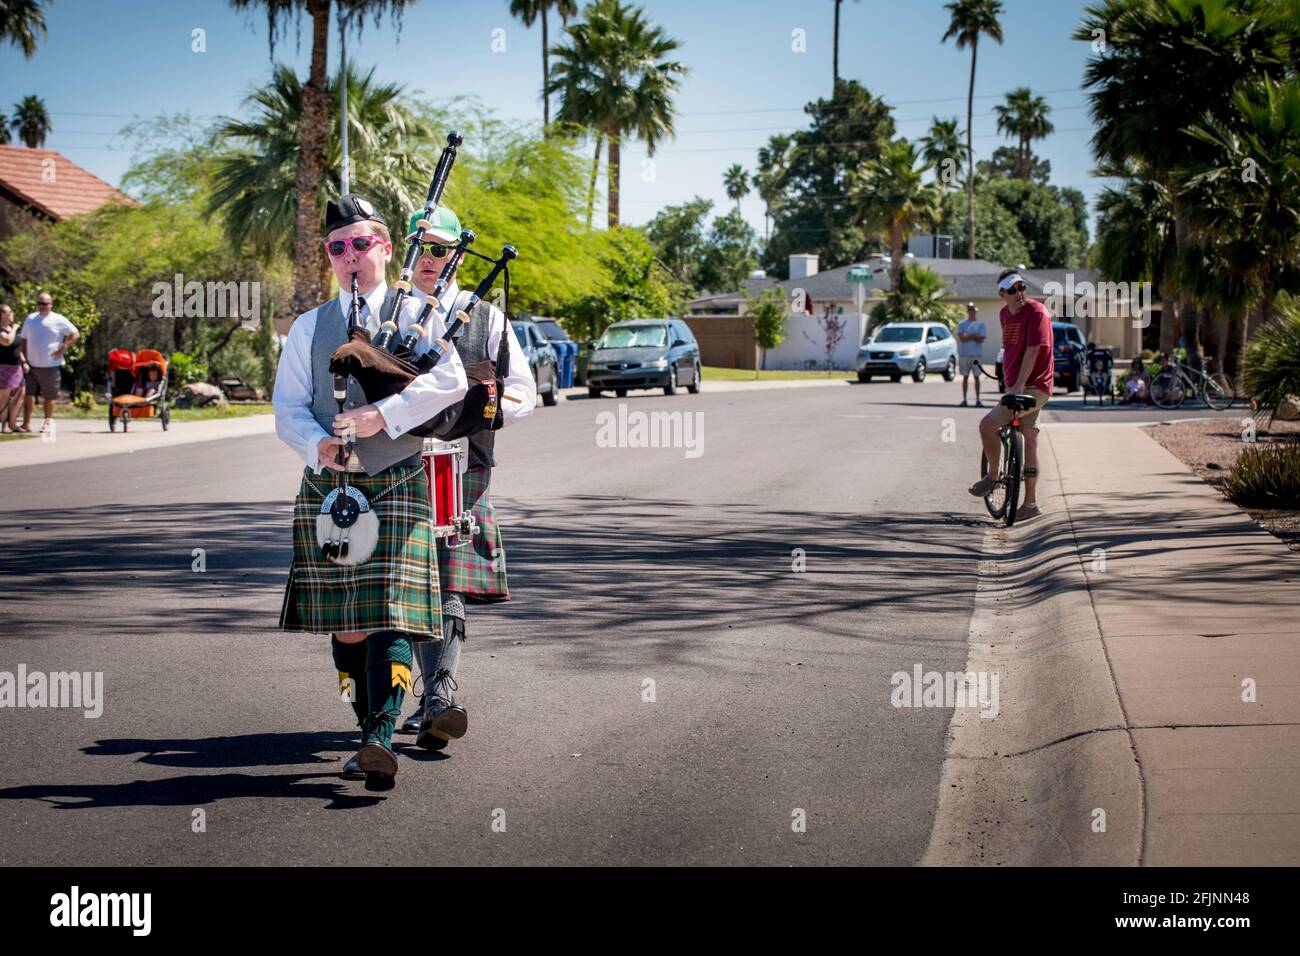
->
[330,636,369,730]
[364,630,413,748]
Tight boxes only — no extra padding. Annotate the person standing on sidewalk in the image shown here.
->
[19,292,79,434]
[955,302,986,407]
[0,304,29,433]
[393,206,537,752]
[968,270,1054,521]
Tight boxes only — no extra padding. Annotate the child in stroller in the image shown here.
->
[1083,342,1115,405]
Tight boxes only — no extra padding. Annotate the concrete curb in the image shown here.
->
[922,437,1145,865]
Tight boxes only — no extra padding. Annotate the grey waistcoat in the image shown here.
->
[310,292,423,474]
[449,292,505,472]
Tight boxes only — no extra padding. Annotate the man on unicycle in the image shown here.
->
[968,270,1054,522]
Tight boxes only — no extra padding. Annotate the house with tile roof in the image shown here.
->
[683,247,1155,371]
[0,145,137,242]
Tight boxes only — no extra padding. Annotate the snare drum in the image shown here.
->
[421,438,476,540]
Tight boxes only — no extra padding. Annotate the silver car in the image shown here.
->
[857,322,958,383]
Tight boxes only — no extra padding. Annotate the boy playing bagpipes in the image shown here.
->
[273,192,468,792]
[391,205,537,751]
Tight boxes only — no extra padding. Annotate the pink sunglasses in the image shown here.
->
[325,234,386,257]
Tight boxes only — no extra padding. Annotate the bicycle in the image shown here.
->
[1150,356,1235,411]
[971,362,1035,527]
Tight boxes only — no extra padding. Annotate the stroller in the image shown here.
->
[1082,343,1115,405]
[108,349,171,431]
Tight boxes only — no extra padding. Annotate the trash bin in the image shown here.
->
[555,341,576,389]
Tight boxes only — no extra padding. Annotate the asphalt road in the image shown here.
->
[0,377,1241,865]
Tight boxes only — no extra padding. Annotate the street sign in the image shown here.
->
[847,266,874,283]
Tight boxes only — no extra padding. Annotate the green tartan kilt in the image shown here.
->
[438,465,510,603]
[280,464,442,639]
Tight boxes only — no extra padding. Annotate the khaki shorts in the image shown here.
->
[959,356,981,376]
[988,387,1049,428]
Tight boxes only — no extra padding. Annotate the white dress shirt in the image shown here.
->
[273,280,468,473]
[412,281,536,426]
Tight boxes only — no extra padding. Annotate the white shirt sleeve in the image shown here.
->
[374,297,469,437]
[58,315,78,336]
[272,309,332,473]
[485,307,537,426]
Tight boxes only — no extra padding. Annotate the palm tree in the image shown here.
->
[0,114,10,146]
[547,0,686,228]
[868,263,961,332]
[0,0,49,57]
[942,0,1004,260]
[209,64,436,296]
[228,0,420,316]
[11,95,51,148]
[509,0,579,132]
[755,132,793,241]
[851,139,942,291]
[1093,160,1177,353]
[919,116,963,190]
[1183,76,1300,381]
[832,0,861,88]
[1076,0,1289,371]
[723,164,749,215]
[993,87,1054,179]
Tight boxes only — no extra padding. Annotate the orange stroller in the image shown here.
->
[108,349,170,431]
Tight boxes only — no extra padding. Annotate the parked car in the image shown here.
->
[857,322,957,383]
[586,318,701,397]
[1052,321,1087,392]
[510,318,560,406]
[994,322,1088,392]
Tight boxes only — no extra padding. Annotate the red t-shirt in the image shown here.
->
[1000,299,1054,394]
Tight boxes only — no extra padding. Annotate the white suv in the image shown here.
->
[857,322,958,383]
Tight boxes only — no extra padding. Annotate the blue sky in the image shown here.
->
[2,0,1102,240]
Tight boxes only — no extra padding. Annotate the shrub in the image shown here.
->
[168,350,209,387]
[1244,294,1300,416]
[1223,443,1300,508]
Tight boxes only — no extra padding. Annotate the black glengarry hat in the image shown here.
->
[324,193,386,234]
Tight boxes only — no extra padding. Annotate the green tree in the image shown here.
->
[644,196,713,291]
[852,139,942,290]
[868,263,961,333]
[1183,75,1300,381]
[981,178,1087,268]
[0,112,10,146]
[228,0,421,316]
[208,64,437,295]
[7,281,101,394]
[1076,0,1290,370]
[546,0,686,228]
[763,79,896,275]
[723,163,749,214]
[1093,161,1177,352]
[747,285,788,372]
[699,209,758,295]
[754,132,794,241]
[564,226,677,339]
[977,144,1051,184]
[508,0,579,131]
[940,185,1029,265]
[942,0,1004,260]
[920,116,963,191]
[0,0,49,58]
[993,87,1054,180]
[10,95,51,148]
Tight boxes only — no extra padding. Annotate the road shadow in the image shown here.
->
[0,771,384,811]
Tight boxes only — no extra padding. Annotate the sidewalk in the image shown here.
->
[1048,424,1300,865]
[927,422,1300,865]
[0,414,276,470]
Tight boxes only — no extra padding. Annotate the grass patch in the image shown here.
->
[0,432,35,442]
[703,366,846,381]
[1224,442,1300,508]
[54,402,275,422]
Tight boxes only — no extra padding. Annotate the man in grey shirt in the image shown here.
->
[955,302,986,407]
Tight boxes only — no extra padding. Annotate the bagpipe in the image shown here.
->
[318,130,520,565]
